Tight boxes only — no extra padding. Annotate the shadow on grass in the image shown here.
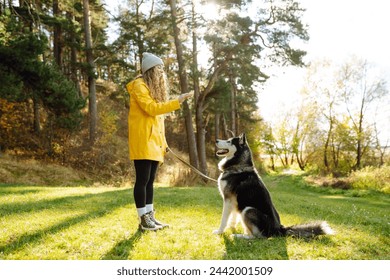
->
[0,185,43,196]
[101,230,144,260]
[0,188,130,216]
[222,235,289,260]
[222,233,338,260]
[0,186,41,196]
[0,188,131,255]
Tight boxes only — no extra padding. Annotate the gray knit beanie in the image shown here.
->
[141,52,163,74]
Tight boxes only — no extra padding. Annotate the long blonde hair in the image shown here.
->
[143,65,169,103]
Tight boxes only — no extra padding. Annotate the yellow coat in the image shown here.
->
[126,78,180,162]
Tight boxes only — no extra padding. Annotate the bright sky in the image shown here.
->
[259,0,390,143]
[258,0,390,102]
[300,0,390,64]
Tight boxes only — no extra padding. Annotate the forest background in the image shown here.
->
[0,0,389,193]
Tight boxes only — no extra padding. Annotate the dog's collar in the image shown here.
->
[221,165,255,174]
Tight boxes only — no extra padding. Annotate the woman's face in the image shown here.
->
[155,64,165,76]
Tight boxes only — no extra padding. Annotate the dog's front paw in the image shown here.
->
[213,229,224,235]
[231,234,255,239]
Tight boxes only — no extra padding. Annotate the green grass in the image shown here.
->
[0,175,389,260]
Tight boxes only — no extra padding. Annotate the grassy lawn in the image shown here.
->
[0,175,389,260]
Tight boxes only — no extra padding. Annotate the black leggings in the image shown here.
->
[133,160,159,208]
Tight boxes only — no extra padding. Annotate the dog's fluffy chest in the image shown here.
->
[217,173,227,194]
[218,172,234,199]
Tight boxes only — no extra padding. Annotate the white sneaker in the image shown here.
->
[139,213,162,231]
[147,210,169,228]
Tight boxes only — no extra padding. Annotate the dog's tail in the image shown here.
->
[284,221,334,238]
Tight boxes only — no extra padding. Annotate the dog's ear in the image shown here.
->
[239,133,246,145]
[227,129,235,138]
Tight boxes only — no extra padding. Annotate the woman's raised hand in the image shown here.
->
[178,90,194,103]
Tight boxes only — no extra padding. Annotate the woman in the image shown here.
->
[126,52,193,231]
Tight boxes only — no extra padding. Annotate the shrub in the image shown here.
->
[349,165,390,193]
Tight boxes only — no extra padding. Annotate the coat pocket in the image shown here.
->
[148,125,154,141]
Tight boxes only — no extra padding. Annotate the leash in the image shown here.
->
[167,146,218,183]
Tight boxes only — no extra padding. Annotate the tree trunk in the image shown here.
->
[195,101,208,174]
[270,155,275,171]
[229,68,237,135]
[355,99,365,169]
[296,151,305,171]
[169,0,199,168]
[215,112,220,154]
[53,0,62,69]
[32,95,40,135]
[215,113,220,139]
[83,0,97,142]
[67,11,81,97]
[324,121,332,172]
[191,0,200,105]
[135,0,144,67]
[222,114,228,138]
[191,0,208,174]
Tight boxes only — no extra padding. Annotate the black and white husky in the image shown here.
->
[214,133,334,239]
